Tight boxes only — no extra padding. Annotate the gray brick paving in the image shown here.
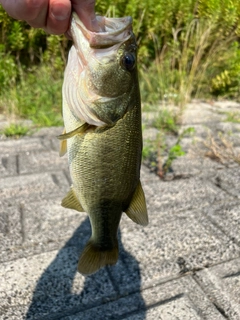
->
[194,259,240,319]
[0,100,240,319]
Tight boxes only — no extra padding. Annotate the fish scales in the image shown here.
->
[59,12,148,275]
[69,103,141,206]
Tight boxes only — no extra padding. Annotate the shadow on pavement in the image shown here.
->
[26,217,146,319]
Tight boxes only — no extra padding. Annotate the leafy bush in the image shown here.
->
[0,5,67,126]
[0,46,17,91]
[99,0,240,102]
[0,1,240,127]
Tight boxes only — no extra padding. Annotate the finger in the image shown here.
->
[26,3,48,28]
[45,0,71,34]
[0,0,48,21]
[72,0,98,31]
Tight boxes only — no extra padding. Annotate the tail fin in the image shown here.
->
[78,240,118,275]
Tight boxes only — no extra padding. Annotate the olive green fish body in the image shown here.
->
[68,95,142,210]
[60,13,148,275]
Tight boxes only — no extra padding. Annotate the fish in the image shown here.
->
[58,12,148,275]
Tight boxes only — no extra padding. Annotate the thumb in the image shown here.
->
[72,0,98,31]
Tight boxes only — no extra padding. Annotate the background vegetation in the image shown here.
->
[0,0,240,128]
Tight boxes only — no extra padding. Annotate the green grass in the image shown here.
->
[2,123,29,137]
[0,64,63,128]
[225,111,240,123]
[17,65,63,127]
[139,17,240,108]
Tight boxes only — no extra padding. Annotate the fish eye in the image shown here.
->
[121,53,136,71]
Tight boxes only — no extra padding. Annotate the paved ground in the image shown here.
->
[0,100,240,319]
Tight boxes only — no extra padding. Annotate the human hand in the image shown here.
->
[0,0,97,34]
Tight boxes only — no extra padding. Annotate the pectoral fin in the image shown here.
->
[59,128,67,157]
[61,186,85,212]
[125,181,148,226]
[57,123,90,140]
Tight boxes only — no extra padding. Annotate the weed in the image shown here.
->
[140,15,240,110]
[203,132,240,165]
[2,123,29,138]
[0,64,63,127]
[142,129,165,172]
[158,127,195,178]
[161,145,186,176]
[143,126,195,178]
[152,109,179,134]
[225,111,240,123]
[142,140,157,162]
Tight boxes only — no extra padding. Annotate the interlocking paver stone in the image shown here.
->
[0,100,240,319]
[204,201,240,246]
[0,137,52,155]
[22,199,86,244]
[116,209,240,290]
[0,203,22,249]
[18,150,68,174]
[194,258,240,320]
[211,167,240,198]
[60,276,226,320]
[0,154,17,177]
[0,171,69,202]
[0,247,116,319]
[141,175,234,214]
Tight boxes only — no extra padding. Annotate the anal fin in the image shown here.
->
[125,181,148,226]
[61,186,85,212]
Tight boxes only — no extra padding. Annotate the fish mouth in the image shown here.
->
[71,12,133,49]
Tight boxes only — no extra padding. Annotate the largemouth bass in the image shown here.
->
[58,12,148,275]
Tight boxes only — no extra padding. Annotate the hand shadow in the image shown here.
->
[26,217,146,319]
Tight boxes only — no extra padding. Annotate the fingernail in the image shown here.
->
[51,6,70,21]
[31,0,43,7]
